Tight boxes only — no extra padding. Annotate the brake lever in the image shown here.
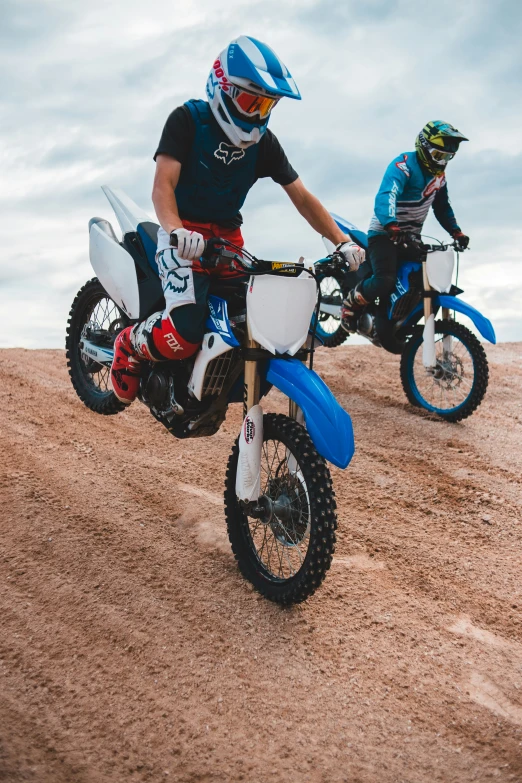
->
[453,241,467,253]
[330,251,347,267]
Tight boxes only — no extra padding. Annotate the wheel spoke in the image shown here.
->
[80,295,124,395]
[317,276,343,335]
[245,434,311,580]
[410,327,475,412]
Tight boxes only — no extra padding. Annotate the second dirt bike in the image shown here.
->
[313,214,496,422]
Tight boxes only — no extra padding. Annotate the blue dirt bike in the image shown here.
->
[313,214,495,423]
[66,187,355,604]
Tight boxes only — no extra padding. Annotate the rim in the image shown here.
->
[409,331,475,413]
[246,437,311,580]
[316,276,343,337]
[79,295,124,394]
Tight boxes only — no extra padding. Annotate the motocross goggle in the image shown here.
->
[234,89,279,118]
[427,144,456,163]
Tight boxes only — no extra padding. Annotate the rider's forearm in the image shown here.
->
[152,182,184,235]
[284,180,347,244]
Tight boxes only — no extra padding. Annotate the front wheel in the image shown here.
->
[313,272,347,348]
[225,414,337,604]
[400,319,489,422]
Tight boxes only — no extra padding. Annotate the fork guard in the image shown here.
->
[266,358,354,469]
[405,296,496,345]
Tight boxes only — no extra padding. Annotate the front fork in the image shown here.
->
[422,262,453,369]
[236,328,306,502]
[236,325,263,502]
[441,306,453,355]
[422,260,436,369]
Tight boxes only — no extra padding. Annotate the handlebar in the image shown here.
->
[393,233,468,254]
[169,234,308,275]
[169,234,240,269]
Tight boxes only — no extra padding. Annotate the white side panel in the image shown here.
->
[426,248,455,293]
[423,313,437,368]
[187,332,233,401]
[101,185,152,236]
[247,274,316,355]
[89,223,140,318]
[235,405,264,502]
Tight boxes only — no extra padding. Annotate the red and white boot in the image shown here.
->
[111,312,200,405]
[110,327,142,404]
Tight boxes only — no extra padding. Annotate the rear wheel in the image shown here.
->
[225,414,337,604]
[400,319,489,422]
[65,278,128,414]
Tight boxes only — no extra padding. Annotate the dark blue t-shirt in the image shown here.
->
[154,100,298,227]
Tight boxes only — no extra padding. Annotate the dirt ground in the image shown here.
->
[1,342,521,783]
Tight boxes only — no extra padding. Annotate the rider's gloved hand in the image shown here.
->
[385,223,406,245]
[170,228,205,260]
[335,241,365,272]
[452,230,469,249]
[386,224,421,248]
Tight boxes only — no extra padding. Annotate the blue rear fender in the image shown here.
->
[266,358,354,470]
[404,296,496,344]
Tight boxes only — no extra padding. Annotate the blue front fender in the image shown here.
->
[404,296,496,344]
[436,296,496,344]
[266,358,354,469]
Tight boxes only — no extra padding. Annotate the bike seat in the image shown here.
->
[136,221,160,269]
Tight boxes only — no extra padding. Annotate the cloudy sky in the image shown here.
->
[1,0,521,347]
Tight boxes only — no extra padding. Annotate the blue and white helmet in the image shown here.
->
[206,36,301,149]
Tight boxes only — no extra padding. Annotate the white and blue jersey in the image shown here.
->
[368,152,460,237]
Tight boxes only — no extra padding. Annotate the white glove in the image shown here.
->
[336,241,365,272]
[170,228,205,261]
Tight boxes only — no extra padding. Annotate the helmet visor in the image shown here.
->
[235,90,279,118]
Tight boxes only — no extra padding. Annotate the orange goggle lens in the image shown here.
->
[235,91,278,118]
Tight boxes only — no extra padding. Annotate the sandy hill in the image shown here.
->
[1,343,521,782]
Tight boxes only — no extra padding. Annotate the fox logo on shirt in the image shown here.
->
[214,142,245,165]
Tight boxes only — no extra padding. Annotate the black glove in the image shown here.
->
[385,223,402,243]
[386,224,420,248]
[452,230,469,249]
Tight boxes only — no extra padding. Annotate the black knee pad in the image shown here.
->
[374,276,397,299]
[169,301,207,345]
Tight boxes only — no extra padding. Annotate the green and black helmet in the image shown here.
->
[415,121,468,175]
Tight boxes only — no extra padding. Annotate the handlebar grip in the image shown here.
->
[168,234,242,270]
[169,231,210,255]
